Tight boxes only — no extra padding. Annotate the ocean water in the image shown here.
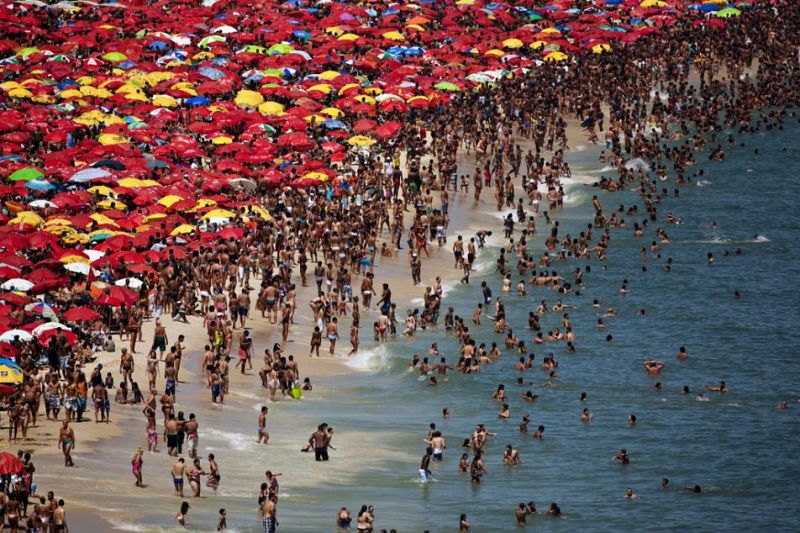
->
[36,119,800,532]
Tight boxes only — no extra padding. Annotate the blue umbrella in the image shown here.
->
[57,80,79,90]
[147,41,168,51]
[199,66,225,80]
[323,120,346,129]
[91,159,125,170]
[25,180,55,191]
[186,96,210,107]
[292,30,312,40]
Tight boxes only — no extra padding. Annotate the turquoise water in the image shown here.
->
[39,119,800,532]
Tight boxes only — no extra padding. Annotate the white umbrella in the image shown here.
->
[32,322,72,336]
[63,262,91,275]
[230,178,257,191]
[115,277,143,289]
[1,278,34,291]
[29,199,58,209]
[68,167,110,183]
[84,249,106,262]
[0,329,33,342]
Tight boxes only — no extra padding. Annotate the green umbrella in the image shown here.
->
[103,52,128,62]
[199,35,226,48]
[527,13,542,21]
[242,45,268,54]
[716,7,741,18]
[16,47,41,57]
[9,168,44,182]
[268,43,294,55]
[434,81,460,92]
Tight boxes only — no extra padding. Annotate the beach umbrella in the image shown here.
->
[62,306,101,322]
[0,451,24,474]
[115,277,144,289]
[0,329,33,342]
[69,167,111,183]
[25,180,55,192]
[716,7,741,18]
[103,52,128,62]
[347,135,375,147]
[434,82,461,92]
[8,168,43,182]
[1,278,34,291]
[25,301,59,319]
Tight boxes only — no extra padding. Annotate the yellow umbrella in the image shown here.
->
[8,88,33,99]
[324,26,344,36]
[541,28,561,34]
[59,254,89,264]
[302,172,330,181]
[591,43,612,54]
[406,24,426,32]
[98,133,129,145]
[88,185,115,196]
[143,213,167,223]
[530,41,547,50]
[308,83,333,94]
[96,199,127,210]
[117,178,159,188]
[544,51,569,62]
[59,89,83,99]
[382,31,405,41]
[190,198,217,211]
[318,70,341,80]
[364,87,383,96]
[347,135,375,147]
[211,136,233,145]
[320,107,344,118]
[153,94,178,107]
[202,208,236,220]
[304,114,326,124]
[157,195,184,208]
[484,49,504,57]
[235,89,264,108]
[45,217,73,227]
[9,211,44,226]
[502,38,524,49]
[640,0,667,6]
[89,213,118,227]
[337,33,360,41]
[44,225,75,236]
[258,101,285,116]
[353,94,375,105]
[0,81,21,90]
[243,205,271,220]
[338,83,361,95]
[170,224,196,236]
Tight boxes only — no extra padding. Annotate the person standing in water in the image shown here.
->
[419,446,433,483]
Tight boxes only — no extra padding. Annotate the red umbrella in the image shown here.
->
[62,306,102,322]
[0,451,23,475]
[0,342,19,358]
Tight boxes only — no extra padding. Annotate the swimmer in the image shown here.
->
[704,381,728,393]
[625,488,639,500]
[642,360,665,376]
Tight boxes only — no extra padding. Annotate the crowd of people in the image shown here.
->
[0,0,798,530]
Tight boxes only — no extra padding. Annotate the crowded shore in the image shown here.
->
[1,0,799,531]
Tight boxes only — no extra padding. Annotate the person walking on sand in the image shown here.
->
[132,447,144,487]
[58,420,74,467]
[236,330,253,375]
